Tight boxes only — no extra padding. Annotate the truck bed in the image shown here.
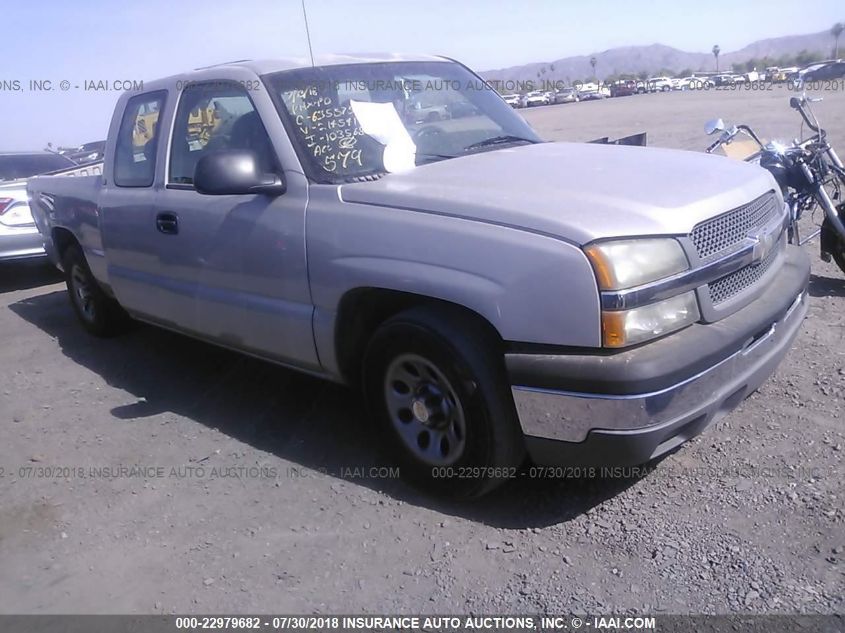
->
[27,165,105,270]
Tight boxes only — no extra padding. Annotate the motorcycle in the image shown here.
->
[704,93,845,274]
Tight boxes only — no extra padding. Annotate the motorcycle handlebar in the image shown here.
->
[736,125,764,148]
[790,96,820,133]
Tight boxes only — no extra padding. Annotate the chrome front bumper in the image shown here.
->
[511,288,806,450]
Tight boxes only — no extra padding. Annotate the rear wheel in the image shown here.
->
[63,244,130,337]
[363,305,525,498]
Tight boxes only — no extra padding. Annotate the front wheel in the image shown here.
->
[832,237,845,275]
[363,306,525,498]
[63,244,130,337]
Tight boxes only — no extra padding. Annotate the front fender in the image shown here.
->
[307,192,601,375]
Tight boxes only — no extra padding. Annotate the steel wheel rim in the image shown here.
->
[71,265,96,322]
[383,353,467,466]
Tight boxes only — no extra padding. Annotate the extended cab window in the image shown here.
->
[169,83,278,185]
[114,92,166,187]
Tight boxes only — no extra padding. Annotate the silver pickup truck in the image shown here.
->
[28,54,810,497]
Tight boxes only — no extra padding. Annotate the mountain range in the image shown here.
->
[481,29,838,84]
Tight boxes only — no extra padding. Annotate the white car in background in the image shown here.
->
[646,76,674,92]
[0,152,78,261]
[502,93,524,108]
[677,76,714,90]
[523,90,551,107]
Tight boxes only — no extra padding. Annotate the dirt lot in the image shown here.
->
[0,87,843,615]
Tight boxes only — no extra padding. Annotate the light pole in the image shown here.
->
[832,23,844,59]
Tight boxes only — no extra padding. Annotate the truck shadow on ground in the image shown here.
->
[808,273,845,298]
[10,290,644,528]
[0,260,63,292]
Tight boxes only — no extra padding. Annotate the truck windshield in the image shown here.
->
[264,61,542,183]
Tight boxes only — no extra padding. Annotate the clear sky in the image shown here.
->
[1,0,842,150]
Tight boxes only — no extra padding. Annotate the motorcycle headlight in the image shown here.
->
[584,238,689,290]
[0,200,35,227]
[602,292,700,348]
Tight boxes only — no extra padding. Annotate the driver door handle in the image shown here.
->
[156,212,179,235]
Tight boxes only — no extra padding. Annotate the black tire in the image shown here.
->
[362,305,525,498]
[833,238,845,275]
[63,244,130,337]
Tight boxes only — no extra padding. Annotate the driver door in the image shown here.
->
[156,81,318,369]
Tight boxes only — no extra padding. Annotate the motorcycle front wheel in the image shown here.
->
[832,238,845,275]
[833,170,845,274]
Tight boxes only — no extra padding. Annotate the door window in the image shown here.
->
[169,83,278,186]
[113,91,166,187]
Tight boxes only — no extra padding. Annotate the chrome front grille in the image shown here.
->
[691,193,779,261]
[708,242,779,305]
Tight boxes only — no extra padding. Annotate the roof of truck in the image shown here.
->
[133,54,455,97]
[193,53,448,75]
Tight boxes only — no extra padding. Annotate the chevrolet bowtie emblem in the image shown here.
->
[749,225,777,264]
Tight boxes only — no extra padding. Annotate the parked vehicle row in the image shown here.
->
[505,85,612,108]
[501,75,719,108]
[499,59,845,110]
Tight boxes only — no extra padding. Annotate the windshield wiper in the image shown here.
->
[416,152,457,164]
[461,135,539,153]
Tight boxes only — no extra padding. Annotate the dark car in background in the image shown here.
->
[801,61,845,82]
[0,151,75,182]
[67,141,107,165]
[610,80,637,97]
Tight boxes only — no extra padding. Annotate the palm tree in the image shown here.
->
[590,56,597,80]
[833,23,844,59]
[712,45,721,72]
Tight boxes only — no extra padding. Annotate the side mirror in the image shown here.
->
[704,118,725,135]
[194,149,285,196]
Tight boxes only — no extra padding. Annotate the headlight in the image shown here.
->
[602,291,699,348]
[584,238,697,347]
[584,238,688,290]
[0,200,35,227]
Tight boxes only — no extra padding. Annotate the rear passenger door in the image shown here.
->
[158,81,317,369]
[100,90,197,327]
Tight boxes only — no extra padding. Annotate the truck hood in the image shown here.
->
[339,142,777,244]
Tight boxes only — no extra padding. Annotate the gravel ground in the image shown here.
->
[0,87,843,615]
